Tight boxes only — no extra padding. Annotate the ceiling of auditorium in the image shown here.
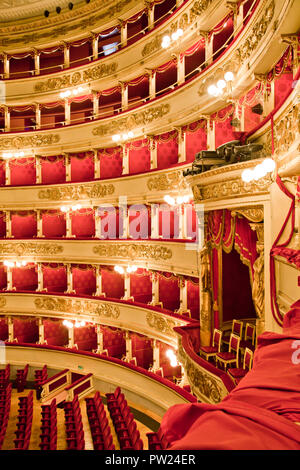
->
[0,0,91,23]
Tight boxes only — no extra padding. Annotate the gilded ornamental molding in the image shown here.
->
[0,134,60,150]
[147,170,188,192]
[0,297,6,308]
[34,63,118,93]
[92,104,170,137]
[93,244,173,261]
[177,338,223,403]
[192,174,272,203]
[38,183,115,201]
[146,312,177,337]
[34,296,120,319]
[0,242,63,256]
[231,206,264,222]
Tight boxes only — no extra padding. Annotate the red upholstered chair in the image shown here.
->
[199,329,222,362]
[228,347,254,385]
[240,323,256,352]
[216,333,241,371]
[222,320,243,345]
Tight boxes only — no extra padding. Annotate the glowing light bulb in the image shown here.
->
[217,79,226,90]
[73,89,78,95]
[177,28,183,37]
[262,158,275,173]
[164,195,175,206]
[21,261,27,266]
[162,35,170,48]
[182,195,190,203]
[171,31,179,41]
[208,85,218,96]
[241,169,253,183]
[122,133,128,140]
[127,131,134,138]
[253,164,267,180]
[112,134,120,142]
[224,71,234,82]
[60,206,68,212]
[176,196,184,205]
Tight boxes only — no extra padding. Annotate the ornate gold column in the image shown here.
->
[92,91,99,119]
[125,330,132,360]
[149,271,162,307]
[250,222,265,338]
[93,149,100,179]
[199,245,212,346]
[3,53,9,79]
[64,99,71,126]
[176,53,185,85]
[35,155,42,184]
[226,1,243,33]
[95,324,104,353]
[62,42,70,69]
[175,276,190,316]
[146,1,155,30]
[94,265,103,296]
[122,144,129,175]
[152,339,160,371]
[149,135,157,169]
[8,316,14,341]
[122,272,133,300]
[5,211,12,238]
[4,105,10,132]
[5,159,11,185]
[67,325,74,348]
[37,262,44,292]
[120,81,128,111]
[33,49,40,76]
[36,209,43,237]
[6,266,13,291]
[38,317,45,344]
[151,203,159,238]
[92,33,99,60]
[65,263,75,294]
[146,69,156,99]
[281,34,299,77]
[200,31,213,66]
[119,19,128,47]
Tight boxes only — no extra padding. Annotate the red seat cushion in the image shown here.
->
[217,352,236,361]
[240,340,255,351]
[227,368,247,378]
[200,346,217,354]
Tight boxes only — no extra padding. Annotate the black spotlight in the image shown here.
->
[56,6,61,14]
[251,103,264,115]
[68,2,73,9]
[44,10,50,17]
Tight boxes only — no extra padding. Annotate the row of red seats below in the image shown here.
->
[0,383,12,449]
[85,391,115,450]
[0,364,10,389]
[147,428,170,450]
[16,364,29,393]
[106,387,143,450]
[34,365,48,400]
[14,391,33,450]
[64,395,85,450]
[39,398,57,450]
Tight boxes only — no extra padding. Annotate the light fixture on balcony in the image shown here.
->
[166,349,178,367]
[112,131,134,143]
[114,265,125,274]
[208,72,234,97]
[3,260,28,267]
[161,28,183,49]
[60,86,84,99]
[241,158,275,183]
[114,265,138,274]
[60,204,82,212]
[126,266,137,273]
[2,151,25,159]
[163,195,190,205]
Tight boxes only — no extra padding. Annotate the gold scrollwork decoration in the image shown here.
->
[146,312,176,336]
[38,183,115,201]
[34,296,120,319]
[0,297,6,308]
[0,242,63,256]
[92,104,170,136]
[0,134,60,150]
[93,244,172,261]
[147,170,188,191]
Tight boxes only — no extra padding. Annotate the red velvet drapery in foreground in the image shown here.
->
[159,302,300,449]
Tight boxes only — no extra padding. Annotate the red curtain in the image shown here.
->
[10,158,36,186]
[44,319,68,346]
[99,147,122,179]
[156,130,178,169]
[159,273,180,311]
[187,280,200,320]
[11,212,37,238]
[42,265,67,292]
[12,265,38,291]
[185,122,207,163]
[128,139,150,174]
[70,152,94,182]
[101,268,124,299]
[42,211,66,238]
[13,317,38,343]
[41,156,66,184]
[102,326,125,358]
[130,269,152,304]
[72,266,96,295]
[0,266,7,290]
[71,208,95,238]
[131,333,153,369]
[0,318,8,341]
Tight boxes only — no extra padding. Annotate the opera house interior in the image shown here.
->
[0,0,299,452]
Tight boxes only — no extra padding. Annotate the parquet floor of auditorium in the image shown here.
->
[1,388,161,450]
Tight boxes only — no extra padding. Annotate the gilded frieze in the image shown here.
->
[147,170,188,191]
[266,103,300,157]
[231,206,264,222]
[34,296,120,319]
[38,183,115,201]
[192,175,272,203]
[0,134,60,150]
[93,244,172,261]
[92,104,170,136]
[0,297,6,308]
[177,339,223,403]
[34,63,118,93]
[0,243,63,256]
[146,312,176,336]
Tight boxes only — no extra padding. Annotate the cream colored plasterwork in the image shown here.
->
[34,63,118,93]
[93,244,172,261]
[0,242,63,256]
[34,296,120,319]
[0,134,60,150]
[92,104,170,136]
[38,183,115,201]
[146,312,176,337]
[192,174,272,203]
[147,170,188,192]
